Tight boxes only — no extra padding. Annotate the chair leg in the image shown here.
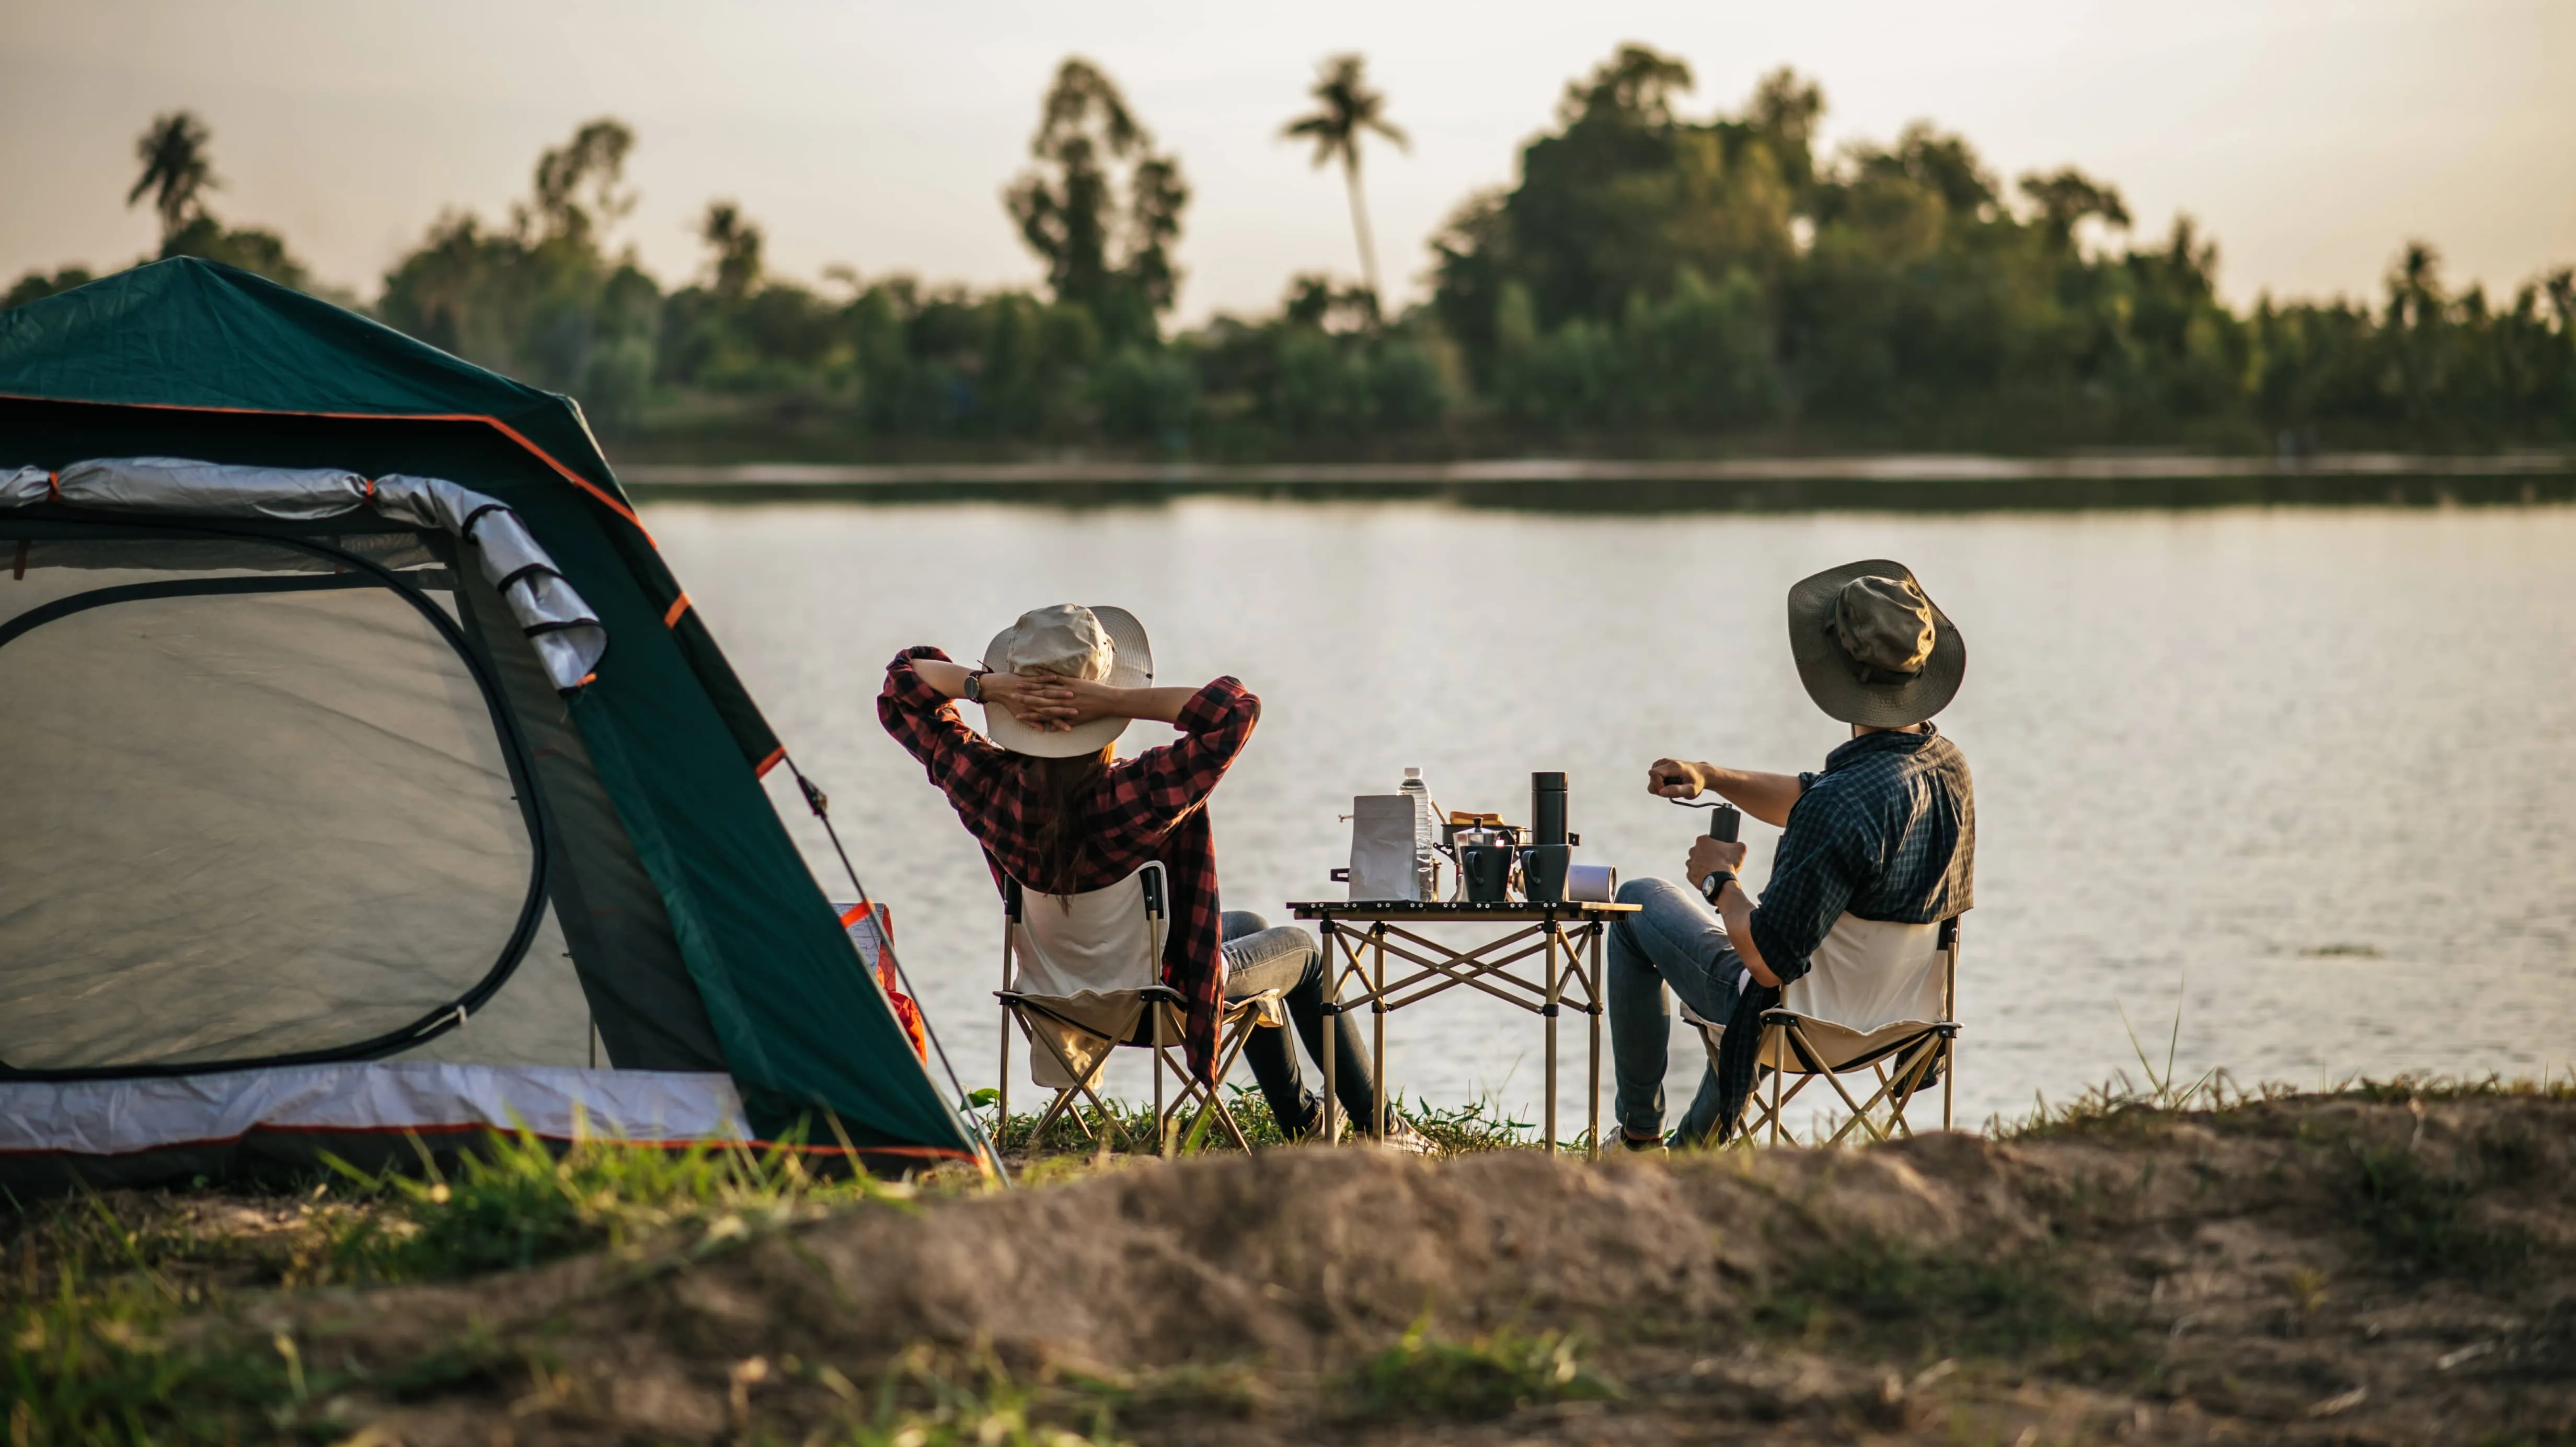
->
[1029,1088,1078,1146]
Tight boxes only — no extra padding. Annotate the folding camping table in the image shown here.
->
[1285,899,1639,1159]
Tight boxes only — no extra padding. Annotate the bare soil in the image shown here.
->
[199,1093,2576,1442]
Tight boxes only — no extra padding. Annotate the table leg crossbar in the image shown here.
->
[1314,917,1606,1158]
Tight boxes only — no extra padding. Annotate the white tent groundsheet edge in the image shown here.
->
[0,1062,749,1159]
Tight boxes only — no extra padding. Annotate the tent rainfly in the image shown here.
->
[0,258,980,1191]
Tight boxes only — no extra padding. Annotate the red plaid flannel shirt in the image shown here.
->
[878,647,1259,1082]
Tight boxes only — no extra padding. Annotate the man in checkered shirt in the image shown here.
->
[1607,560,1976,1149]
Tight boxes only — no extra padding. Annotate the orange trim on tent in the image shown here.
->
[663,592,692,627]
[0,393,654,544]
[755,745,786,777]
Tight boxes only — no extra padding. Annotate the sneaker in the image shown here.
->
[1618,1129,1669,1158]
[1291,1103,1350,1145]
[1380,1113,1438,1157]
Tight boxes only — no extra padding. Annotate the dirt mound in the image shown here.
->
[283,1091,2575,1443]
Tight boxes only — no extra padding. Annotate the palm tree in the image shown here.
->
[1282,54,1407,314]
[129,111,217,244]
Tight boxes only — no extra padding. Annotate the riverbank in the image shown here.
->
[9,1080,2570,1443]
[615,451,2576,509]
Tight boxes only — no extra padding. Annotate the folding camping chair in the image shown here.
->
[995,861,1285,1155]
[1677,916,1961,1146]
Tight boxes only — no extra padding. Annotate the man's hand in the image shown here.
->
[1686,836,1747,889]
[1648,758,1707,800]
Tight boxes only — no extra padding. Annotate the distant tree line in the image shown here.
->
[9,45,2572,456]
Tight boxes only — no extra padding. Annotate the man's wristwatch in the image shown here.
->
[1698,870,1738,905]
[961,668,988,703]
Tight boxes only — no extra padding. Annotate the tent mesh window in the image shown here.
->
[0,523,546,1077]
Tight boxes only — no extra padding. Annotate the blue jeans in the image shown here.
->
[1605,877,1745,1144]
[1222,912,1382,1133]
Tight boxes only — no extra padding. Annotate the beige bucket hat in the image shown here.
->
[1786,560,1966,727]
[977,604,1155,758]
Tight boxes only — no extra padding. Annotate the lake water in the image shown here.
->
[647,500,2576,1137]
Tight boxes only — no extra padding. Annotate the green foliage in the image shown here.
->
[1754,1235,2141,1377]
[1005,58,1187,348]
[2348,1140,2535,1279]
[811,1346,1131,1446]
[3,265,97,310]
[318,1126,886,1283]
[1340,1319,1614,1420]
[3,1268,307,1446]
[15,54,2574,459]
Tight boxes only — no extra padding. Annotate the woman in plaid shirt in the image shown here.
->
[880,604,1395,1141]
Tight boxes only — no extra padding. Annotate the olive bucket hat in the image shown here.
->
[1786,560,1966,727]
[977,603,1155,758]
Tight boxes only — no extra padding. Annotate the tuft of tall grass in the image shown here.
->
[1338,1318,1615,1420]
[970,1086,1542,1163]
[318,1124,898,1283]
[811,1344,1130,1446]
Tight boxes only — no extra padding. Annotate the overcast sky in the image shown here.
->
[3,0,2568,321]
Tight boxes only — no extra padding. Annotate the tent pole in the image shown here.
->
[788,759,1008,1185]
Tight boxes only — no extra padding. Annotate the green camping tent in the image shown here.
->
[0,258,978,1184]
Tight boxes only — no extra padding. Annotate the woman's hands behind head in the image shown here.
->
[979,670,1083,732]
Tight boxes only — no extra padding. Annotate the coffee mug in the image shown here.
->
[1519,844,1571,903]
[1460,844,1514,904]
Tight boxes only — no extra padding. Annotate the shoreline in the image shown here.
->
[617,450,2576,509]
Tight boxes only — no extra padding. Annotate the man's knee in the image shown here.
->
[1615,877,1664,908]
[1221,910,1269,940]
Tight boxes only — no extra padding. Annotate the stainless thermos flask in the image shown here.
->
[1532,771,1567,846]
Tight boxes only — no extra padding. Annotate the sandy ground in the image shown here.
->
[59,1091,2576,1443]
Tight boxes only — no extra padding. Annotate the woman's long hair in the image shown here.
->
[1024,743,1114,899]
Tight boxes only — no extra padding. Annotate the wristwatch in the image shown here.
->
[961,668,988,703]
[1699,870,1738,905]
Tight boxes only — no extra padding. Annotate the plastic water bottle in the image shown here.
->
[1399,768,1435,900]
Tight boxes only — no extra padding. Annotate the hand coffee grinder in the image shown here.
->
[1674,797,1742,904]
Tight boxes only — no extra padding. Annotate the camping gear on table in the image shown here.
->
[1290,896,1637,1156]
[996,861,1285,1153]
[0,259,981,1192]
[1338,768,1439,902]
[1565,862,1620,902]
[1447,818,1521,904]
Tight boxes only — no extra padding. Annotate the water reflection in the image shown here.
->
[649,500,2576,1136]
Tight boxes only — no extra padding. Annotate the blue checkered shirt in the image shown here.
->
[1709,726,1975,1142]
[1745,725,1976,986]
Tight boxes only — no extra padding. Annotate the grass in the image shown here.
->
[1750,1234,2142,1377]
[2347,1137,2535,1280]
[0,1127,907,1445]
[969,1086,1542,1161]
[315,1124,893,1283]
[814,1346,1131,1446]
[1338,1318,1616,1421]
